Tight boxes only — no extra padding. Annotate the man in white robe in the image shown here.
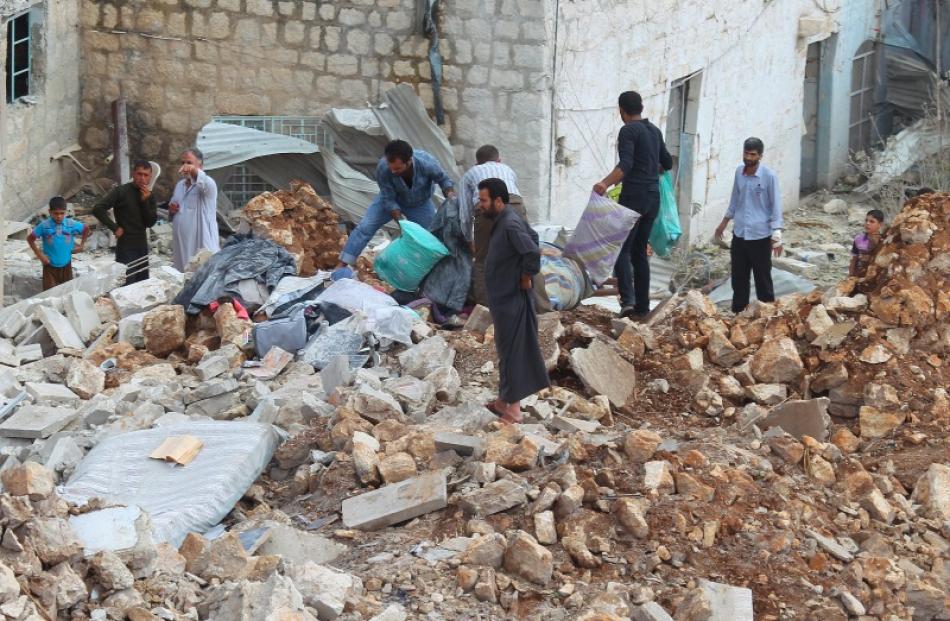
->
[169,147,220,271]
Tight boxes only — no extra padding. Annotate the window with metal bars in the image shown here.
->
[6,11,32,103]
[213,115,327,207]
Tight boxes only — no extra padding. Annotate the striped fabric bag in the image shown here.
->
[563,192,640,285]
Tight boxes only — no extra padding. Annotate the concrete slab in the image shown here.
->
[25,382,80,406]
[433,432,483,457]
[34,306,85,350]
[569,338,636,407]
[63,291,101,342]
[762,398,831,442]
[458,478,528,516]
[15,343,43,364]
[196,356,229,381]
[0,405,79,438]
[342,470,448,530]
[550,416,600,434]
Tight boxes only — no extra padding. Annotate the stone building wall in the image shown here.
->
[78,0,556,218]
[1,0,83,221]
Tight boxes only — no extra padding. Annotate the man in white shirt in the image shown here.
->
[169,147,220,271]
[461,145,540,307]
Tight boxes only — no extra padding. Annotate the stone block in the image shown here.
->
[143,305,186,357]
[15,343,43,364]
[63,291,101,342]
[109,278,176,318]
[287,561,362,620]
[0,368,21,399]
[185,378,239,405]
[25,382,80,406]
[0,311,27,340]
[1,461,54,498]
[342,471,448,530]
[0,405,77,438]
[433,431,483,457]
[196,355,229,381]
[569,338,636,407]
[398,336,456,379]
[257,523,345,566]
[34,306,85,350]
[761,397,830,442]
[184,391,242,419]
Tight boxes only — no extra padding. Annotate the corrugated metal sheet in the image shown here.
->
[197,122,318,171]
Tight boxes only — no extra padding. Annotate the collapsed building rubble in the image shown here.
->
[0,193,943,621]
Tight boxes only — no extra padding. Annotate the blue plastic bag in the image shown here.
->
[649,171,682,256]
[373,220,449,292]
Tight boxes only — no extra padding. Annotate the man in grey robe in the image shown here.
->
[477,178,549,423]
[169,147,220,271]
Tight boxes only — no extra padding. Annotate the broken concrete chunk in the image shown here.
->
[744,383,787,405]
[698,579,754,621]
[458,478,527,516]
[463,304,492,333]
[706,330,742,367]
[117,312,147,348]
[66,359,106,400]
[109,278,176,318]
[377,452,417,484]
[398,336,456,379]
[569,338,637,407]
[643,460,675,496]
[287,561,363,620]
[25,517,83,565]
[350,384,404,423]
[0,310,27,340]
[341,470,448,530]
[631,601,674,621]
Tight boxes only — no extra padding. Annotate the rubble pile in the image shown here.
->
[244,181,346,275]
[0,195,942,620]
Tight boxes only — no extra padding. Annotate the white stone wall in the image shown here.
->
[1,0,82,222]
[548,0,857,240]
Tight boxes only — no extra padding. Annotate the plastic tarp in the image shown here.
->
[260,274,331,318]
[174,237,298,314]
[708,268,816,306]
[421,196,471,312]
[564,193,640,285]
[60,421,280,547]
[315,279,417,345]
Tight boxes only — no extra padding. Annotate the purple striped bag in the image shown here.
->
[563,193,641,285]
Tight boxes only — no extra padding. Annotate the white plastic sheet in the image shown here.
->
[60,421,280,547]
[314,279,417,345]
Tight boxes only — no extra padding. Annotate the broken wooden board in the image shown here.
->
[149,435,204,465]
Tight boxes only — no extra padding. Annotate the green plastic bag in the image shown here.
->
[373,220,449,292]
[651,171,682,256]
[604,172,682,257]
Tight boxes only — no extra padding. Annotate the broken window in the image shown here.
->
[5,11,32,103]
[848,40,880,153]
[214,115,328,206]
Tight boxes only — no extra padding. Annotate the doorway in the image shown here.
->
[800,41,822,193]
[666,71,702,240]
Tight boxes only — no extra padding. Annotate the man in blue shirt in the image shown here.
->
[714,137,784,313]
[338,139,456,267]
[27,196,89,290]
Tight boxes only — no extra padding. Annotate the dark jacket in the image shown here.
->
[616,119,673,204]
[92,182,158,245]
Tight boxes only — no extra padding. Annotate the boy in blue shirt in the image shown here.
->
[27,196,89,290]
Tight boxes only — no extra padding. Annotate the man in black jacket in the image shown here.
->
[93,159,158,284]
[594,91,673,319]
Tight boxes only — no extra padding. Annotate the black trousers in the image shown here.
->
[614,187,659,315]
[730,235,774,313]
[116,240,150,284]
